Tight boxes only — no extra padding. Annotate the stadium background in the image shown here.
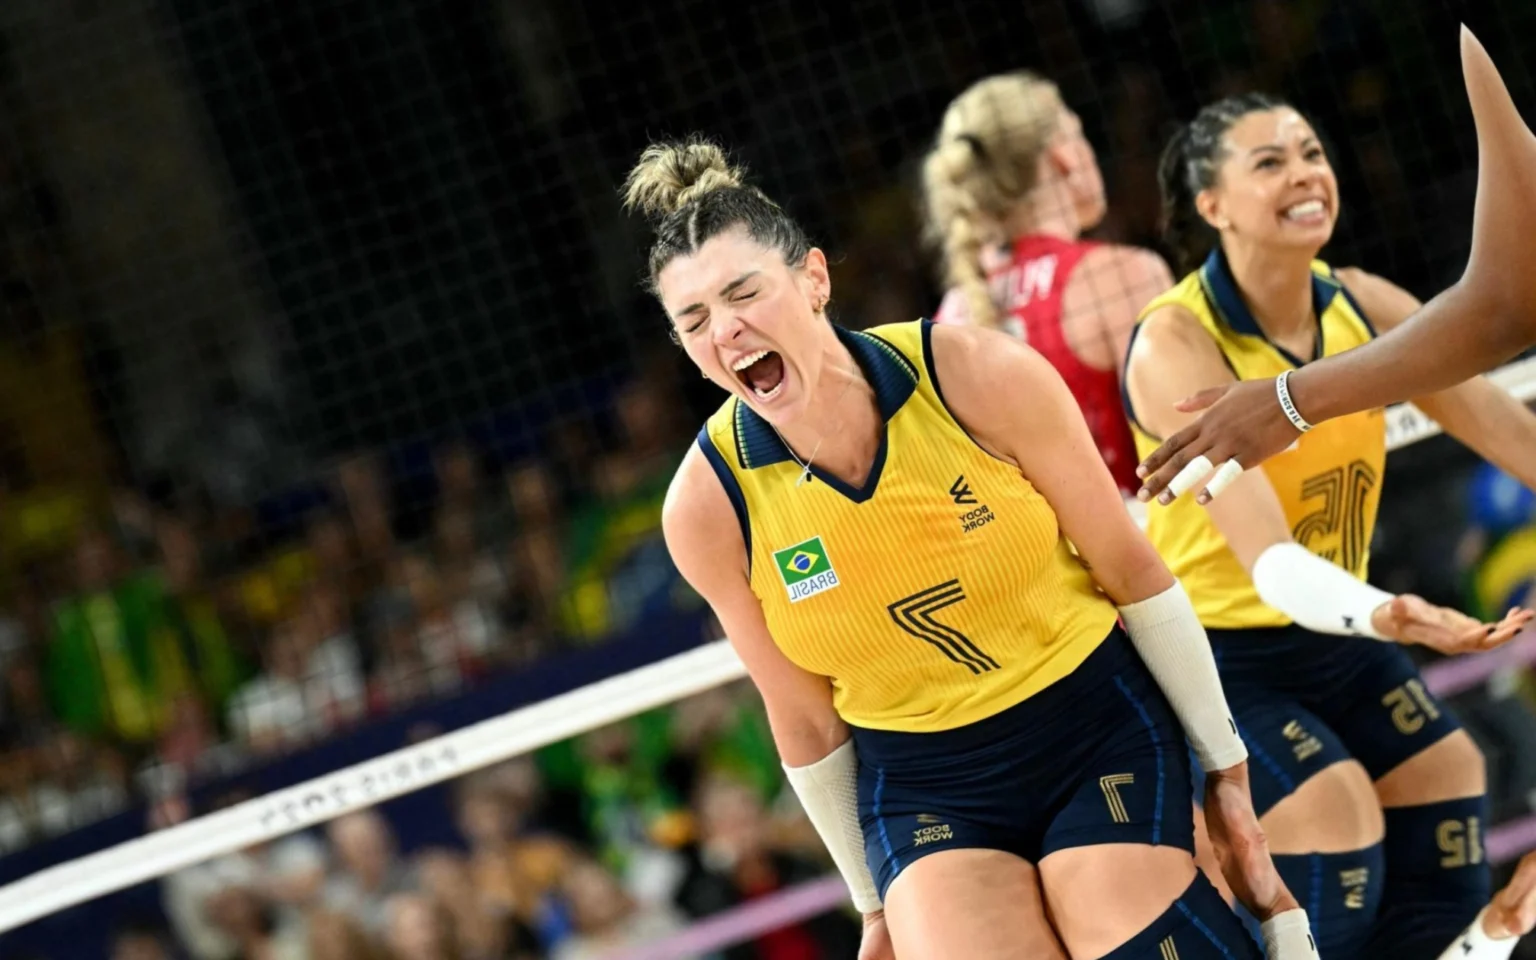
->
[1,0,1535,957]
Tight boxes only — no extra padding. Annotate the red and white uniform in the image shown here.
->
[934,234,1140,495]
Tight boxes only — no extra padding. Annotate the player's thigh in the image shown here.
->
[1287,635,1480,803]
[1039,842,1196,959]
[883,848,1067,960]
[1375,728,1487,806]
[1259,761,1384,853]
[1215,685,1385,852]
[1033,637,1209,957]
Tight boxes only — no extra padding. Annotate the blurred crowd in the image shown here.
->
[0,306,712,857]
[108,684,857,960]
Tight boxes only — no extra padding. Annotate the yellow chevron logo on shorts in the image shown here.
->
[1100,773,1135,824]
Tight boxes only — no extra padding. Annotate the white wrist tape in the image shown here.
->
[1261,909,1318,959]
[1436,908,1518,960]
[782,740,882,914]
[1117,582,1247,771]
[1251,543,1393,640]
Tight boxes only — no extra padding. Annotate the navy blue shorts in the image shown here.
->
[1206,625,1464,817]
[851,627,1194,900]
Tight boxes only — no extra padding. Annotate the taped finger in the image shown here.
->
[1202,458,1245,501]
[1165,455,1214,499]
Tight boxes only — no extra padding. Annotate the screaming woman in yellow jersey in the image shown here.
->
[1125,94,1536,960]
[622,136,1315,960]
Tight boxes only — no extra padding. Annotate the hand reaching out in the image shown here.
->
[1370,596,1533,655]
[1484,851,1536,941]
[1135,379,1301,505]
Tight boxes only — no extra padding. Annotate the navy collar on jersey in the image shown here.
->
[1198,247,1340,368]
[730,324,919,496]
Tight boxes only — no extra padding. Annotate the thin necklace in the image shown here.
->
[771,368,862,487]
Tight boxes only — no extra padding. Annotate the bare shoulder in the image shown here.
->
[929,318,1044,391]
[1331,265,1389,292]
[662,443,749,592]
[1332,266,1422,329]
[928,321,1071,462]
[1065,245,1173,312]
[1124,302,1235,436]
[1076,244,1175,291]
[1126,300,1218,369]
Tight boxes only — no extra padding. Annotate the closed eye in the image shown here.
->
[730,288,758,303]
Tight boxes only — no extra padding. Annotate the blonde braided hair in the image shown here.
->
[921,72,1064,329]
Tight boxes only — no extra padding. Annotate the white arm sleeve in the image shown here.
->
[1117,582,1248,772]
[1436,909,1518,960]
[1261,908,1319,959]
[1251,542,1394,640]
[783,740,882,914]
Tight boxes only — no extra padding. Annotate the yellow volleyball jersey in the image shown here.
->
[698,320,1118,733]
[1126,250,1387,629]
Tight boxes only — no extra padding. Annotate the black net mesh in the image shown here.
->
[0,0,1535,957]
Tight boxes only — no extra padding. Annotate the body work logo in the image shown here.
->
[952,476,995,533]
[774,536,841,603]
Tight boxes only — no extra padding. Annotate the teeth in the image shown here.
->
[1285,200,1325,219]
[753,380,784,401]
[732,349,769,372]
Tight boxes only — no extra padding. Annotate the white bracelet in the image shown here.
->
[1275,370,1314,433]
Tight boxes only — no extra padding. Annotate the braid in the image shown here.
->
[920,71,1064,330]
[925,139,1001,328]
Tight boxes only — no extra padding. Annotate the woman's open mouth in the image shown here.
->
[732,349,786,401]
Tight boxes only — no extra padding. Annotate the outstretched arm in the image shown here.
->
[1284,281,1529,424]
[1311,24,1536,405]
[1334,268,1536,489]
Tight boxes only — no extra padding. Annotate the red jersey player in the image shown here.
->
[924,72,1171,496]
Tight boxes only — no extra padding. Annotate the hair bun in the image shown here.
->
[623,137,746,220]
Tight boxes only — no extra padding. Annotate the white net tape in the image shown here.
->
[2,357,1535,935]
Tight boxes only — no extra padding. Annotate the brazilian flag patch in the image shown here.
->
[773,535,840,603]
